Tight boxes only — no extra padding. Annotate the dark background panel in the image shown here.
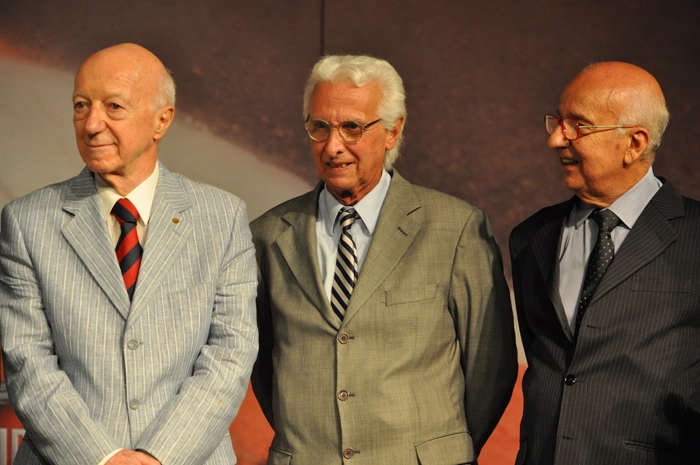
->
[324,0,700,256]
[0,0,322,176]
[1,0,698,269]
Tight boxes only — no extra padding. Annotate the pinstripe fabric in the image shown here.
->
[251,171,517,464]
[510,179,700,465]
[0,164,258,465]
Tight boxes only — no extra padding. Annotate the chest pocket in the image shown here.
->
[385,284,438,306]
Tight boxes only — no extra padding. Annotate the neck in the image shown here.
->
[99,162,158,197]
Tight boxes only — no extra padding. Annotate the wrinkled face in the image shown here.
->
[549,82,633,206]
[308,81,402,205]
[72,57,165,181]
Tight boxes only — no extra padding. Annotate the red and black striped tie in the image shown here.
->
[111,198,143,301]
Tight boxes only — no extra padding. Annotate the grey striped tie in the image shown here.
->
[331,207,359,320]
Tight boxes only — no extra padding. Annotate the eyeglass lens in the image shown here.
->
[307,120,364,142]
[545,115,578,140]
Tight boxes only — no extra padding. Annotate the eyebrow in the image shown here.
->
[72,92,128,101]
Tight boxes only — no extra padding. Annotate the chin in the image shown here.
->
[83,160,116,175]
[562,174,584,193]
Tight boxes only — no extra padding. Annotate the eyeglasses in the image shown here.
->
[544,114,634,141]
[305,117,382,143]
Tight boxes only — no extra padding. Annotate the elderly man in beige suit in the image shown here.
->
[251,55,517,465]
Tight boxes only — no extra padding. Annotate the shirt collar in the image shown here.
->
[320,169,392,236]
[568,166,661,230]
[96,164,160,224]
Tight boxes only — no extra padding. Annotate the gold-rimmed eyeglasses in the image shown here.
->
[544,114,635,141]
[305,117,382,143]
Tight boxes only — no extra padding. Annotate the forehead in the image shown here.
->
[559,75,621,122]
[309,81,381,120]
[74,54,150,101]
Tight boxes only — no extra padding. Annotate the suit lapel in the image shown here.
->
[343,172,420,325]
[62,168,131,318]
[531,199,575,340]
[128,164,192,322]
[274,185,337,327]
[589,181,683,306]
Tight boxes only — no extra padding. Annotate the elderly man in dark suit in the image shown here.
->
[251,55,517,464]
[510,61,700,465]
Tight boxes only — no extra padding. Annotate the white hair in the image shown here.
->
[616,90,669,162]
[154,67,176,110]
[302,55,406,169]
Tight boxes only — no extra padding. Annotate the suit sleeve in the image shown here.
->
[250,246,275,428]
[133,199,259,464]
[450,207,518,454]
[509,227,535,351]
[0,203,122,464]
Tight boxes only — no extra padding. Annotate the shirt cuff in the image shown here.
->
[97,448,123,465]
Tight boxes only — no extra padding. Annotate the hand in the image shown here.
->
[106,450,161,465]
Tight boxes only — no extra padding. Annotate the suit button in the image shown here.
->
[342,447,354,459]
[338,333,350,344]
[127,339,139,350]
[564,374,577,386]
[129,399,140,410]
[338,390,349,401]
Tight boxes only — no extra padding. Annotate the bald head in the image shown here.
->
[563,61,669,160]
[72,43,176,195]
[77,43,176,110]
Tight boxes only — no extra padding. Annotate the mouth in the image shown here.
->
[327,161,351,169]
[560,157,579,166]
[85,141,111,147]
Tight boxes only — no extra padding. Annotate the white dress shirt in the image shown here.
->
[96,165,159,248]
[316,169,392,302]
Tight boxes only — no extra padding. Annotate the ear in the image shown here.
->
[623,127,650,165]
[385,116,405,151]
[153,106,175,141]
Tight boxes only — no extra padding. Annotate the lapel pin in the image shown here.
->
[172,218,180,224]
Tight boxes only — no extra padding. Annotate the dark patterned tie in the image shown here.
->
[330,207,359,320]
[574,209,621,339]
[111,198,143,301]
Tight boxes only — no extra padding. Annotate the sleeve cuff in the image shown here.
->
[97,448,123,465]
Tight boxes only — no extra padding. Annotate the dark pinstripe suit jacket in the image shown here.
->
[510,179,700,465]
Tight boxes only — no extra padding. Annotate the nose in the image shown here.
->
[324,127,347,155]
[83,105,107,135]
[547,124,569,149]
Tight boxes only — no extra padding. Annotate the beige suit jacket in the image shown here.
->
[251,171,517,465]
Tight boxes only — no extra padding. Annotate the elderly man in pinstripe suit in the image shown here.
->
[510,62,700,464]
[0,43,258,465]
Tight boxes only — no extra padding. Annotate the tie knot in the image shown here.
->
[338,207,358,229]
[112,198,139,224]
[592,209,620,233]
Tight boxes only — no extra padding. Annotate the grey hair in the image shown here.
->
[302,55,406,169]
[153,67,177,110]
[616,90,669,162]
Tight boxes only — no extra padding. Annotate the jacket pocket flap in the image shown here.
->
[385,284,438,306]
[415,431,473,464]
[268,448,292,465]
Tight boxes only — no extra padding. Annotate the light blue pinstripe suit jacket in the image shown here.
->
[0,163,258,465]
